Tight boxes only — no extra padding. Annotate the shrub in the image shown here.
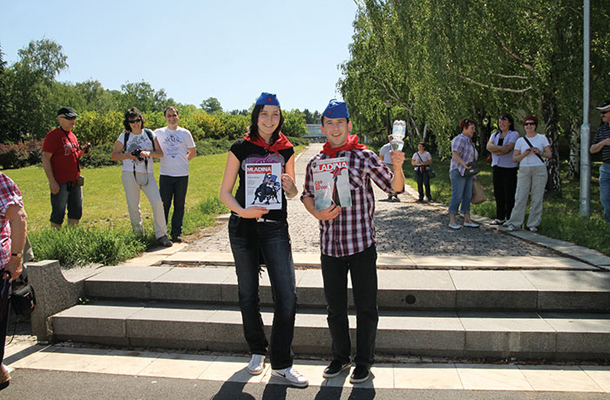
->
[0,141,41,169]
[79,143,121,168]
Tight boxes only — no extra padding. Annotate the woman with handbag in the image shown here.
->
[505,115,551,232]
[448,119,479,230]
[486,114,519,225]
[411,142,433,203]
[0,172,27,391]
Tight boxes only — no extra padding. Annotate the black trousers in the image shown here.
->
[492,166,518,221]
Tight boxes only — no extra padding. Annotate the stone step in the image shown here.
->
[162,251,600,271]
[83,266,610,312]
[49,300,610,361]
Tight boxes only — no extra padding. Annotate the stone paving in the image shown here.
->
[186,143,555,257]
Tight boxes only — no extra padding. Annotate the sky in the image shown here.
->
[0,0,359,113]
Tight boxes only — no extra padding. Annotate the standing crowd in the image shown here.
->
[0,95,609,391]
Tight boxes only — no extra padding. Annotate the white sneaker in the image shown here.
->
[271,367,309,388]
[247,354,265,375]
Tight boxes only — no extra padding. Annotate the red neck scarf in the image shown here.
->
[321,135,367,158]
[244,132,293,155]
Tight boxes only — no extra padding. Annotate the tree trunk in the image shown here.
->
[541,91,562,193]
[568,120,580,179]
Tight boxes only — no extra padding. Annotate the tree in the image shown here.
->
[282,110,307,137]
[120,81,172,113]
[201,97,222,114]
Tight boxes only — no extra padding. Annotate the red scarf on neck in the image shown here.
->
[321,135,367,158]
[244,132,293,154]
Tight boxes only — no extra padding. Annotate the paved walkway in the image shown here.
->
[187,143,556,257]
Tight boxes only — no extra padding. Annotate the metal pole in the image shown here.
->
[580,0,591,218]
[384,101,391,137]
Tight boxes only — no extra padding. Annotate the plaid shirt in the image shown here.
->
[302,148,395,258]
[0,173,23,269]
[450,133,478,175]
[592,123,610,163]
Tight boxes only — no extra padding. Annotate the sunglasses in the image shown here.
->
[129,118,142,124]
[61,116,77,120]
[524,122,536,126]
[601,110,609,115]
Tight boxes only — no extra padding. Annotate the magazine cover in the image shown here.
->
[245,163,282,210]
[311,157,352,210]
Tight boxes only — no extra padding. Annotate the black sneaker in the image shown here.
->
[171,236,182,243]
[323,360,352,378]
[350,364,370,384]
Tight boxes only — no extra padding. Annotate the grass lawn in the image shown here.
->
[403,156,610,255]
[4,152,229,233]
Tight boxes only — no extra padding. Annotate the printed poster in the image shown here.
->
[245,163,282,210]
[312,157,352,210]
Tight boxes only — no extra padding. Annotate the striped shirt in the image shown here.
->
[0,173,23,269]
[302,148,395,258]
[592,123,610,163]
[450,133,478,176]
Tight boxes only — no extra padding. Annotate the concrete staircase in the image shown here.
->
[46,254,610,361]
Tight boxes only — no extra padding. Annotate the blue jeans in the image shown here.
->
[448,169,474,215]
[600,163,610,223]
[0,277,10,366]
[159,175,189,238]
[228,215,296,370]
[321,245,378,367]
[50,182,83,224]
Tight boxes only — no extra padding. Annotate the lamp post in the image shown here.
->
[384,100,391,137]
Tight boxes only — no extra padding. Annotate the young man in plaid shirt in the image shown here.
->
[301,100,405,384]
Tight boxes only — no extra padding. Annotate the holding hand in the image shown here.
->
[239,206,270,219]
[281,173,297,198]
[390,150,405,168]
[314,204,341,221]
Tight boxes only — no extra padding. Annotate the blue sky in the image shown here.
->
[0,0,358,113]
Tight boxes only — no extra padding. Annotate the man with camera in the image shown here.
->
[154,106,196,243]
[42,107,91,229]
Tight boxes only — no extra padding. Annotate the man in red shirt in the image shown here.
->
[42,107,90,228]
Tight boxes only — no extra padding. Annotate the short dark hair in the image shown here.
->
[247,104,285,144]
[164,106,179,116]
[418,142,426,148]
[459,118,476,131]
[321,115,350,126]
[123,107,145,132]
[498,113,515,131]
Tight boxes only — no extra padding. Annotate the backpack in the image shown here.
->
[124,128,155,152]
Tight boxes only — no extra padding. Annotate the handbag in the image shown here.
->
[464,161,480,177]
[11,273,36,316]
[471,180,487,204]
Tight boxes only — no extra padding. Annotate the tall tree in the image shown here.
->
[200,97,222,114]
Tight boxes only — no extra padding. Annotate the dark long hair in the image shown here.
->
[123,107,145,132]
[247,104,285,144]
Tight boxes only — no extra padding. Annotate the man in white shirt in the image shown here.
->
[155,106,197,242]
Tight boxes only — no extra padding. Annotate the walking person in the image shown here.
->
[110,108,172,247]
[219,92,307,388]
[411,142,433,203]
[486,114,519,225]
[590,100,610,223]
[448,119,480,230]
[155,106,197,242]
[506,115,552,232]
[301,100,405,384]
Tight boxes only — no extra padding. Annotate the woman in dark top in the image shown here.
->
[219,92,307,388]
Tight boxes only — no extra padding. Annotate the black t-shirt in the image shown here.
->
[229,139,294,221]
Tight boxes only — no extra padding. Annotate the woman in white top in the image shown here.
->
[110,107,172,247]
[411,142,433,202]
[506,115,552,232]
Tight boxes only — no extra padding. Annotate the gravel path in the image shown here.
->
[186,144,554,257]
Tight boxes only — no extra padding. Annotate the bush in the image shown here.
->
[29,226,151,268]
[195,139,234,156]
[0,140,42,169]
[79,143,121,168]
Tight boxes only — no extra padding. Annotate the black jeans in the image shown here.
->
[159,175,189,238]
[492,166,518,221]
[0,277,10,366]
[228,215,296,370]
[414,168,431,200]
[321,245,378,367]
